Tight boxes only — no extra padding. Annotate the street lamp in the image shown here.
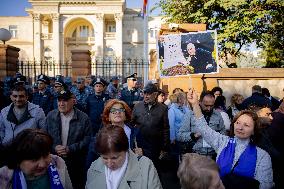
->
[0,28,12,44]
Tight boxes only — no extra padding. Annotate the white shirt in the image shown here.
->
[60,109,74,146]
[105,152,129,189]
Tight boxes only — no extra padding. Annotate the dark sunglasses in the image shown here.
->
[110,108,125,113]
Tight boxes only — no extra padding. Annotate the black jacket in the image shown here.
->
[131,101,170,160]
[44,108,92,188]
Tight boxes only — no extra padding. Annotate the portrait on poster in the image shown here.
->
[157,31,218,77]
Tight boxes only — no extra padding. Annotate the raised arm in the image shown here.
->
[187,89,228,151]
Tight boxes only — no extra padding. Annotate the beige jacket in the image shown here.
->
[85,150,162,189]
[0,155,73,189]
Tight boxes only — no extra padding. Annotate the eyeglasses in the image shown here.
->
[54,85,62,88]
[110,108,125,114]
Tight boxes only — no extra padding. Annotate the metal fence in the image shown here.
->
[17,58,149,83]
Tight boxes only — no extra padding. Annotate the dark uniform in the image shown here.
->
[52,77,67,109]
[32,75,54,115]
[120,74,143,109]
[70,78,93,112]
[85,78,110,135]
[120,87,143,109]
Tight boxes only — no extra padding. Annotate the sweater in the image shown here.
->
[195,116,274,189]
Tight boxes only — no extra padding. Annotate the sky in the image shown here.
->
[0,0,161,16]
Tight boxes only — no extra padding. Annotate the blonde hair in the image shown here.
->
[170,92,186,104]
[177,153,219,189]
[230,93,244,105]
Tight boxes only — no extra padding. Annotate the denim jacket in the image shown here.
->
[168,103,190,142]
[178,109,225,154]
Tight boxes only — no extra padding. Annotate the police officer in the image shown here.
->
[106,76,120,99]
[70,77,93,112]
[120,73,143,109]
[52,77,66,109]
[32,74,54,115]
[86,77,110,135]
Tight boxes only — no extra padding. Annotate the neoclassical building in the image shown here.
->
[0,0,162,65]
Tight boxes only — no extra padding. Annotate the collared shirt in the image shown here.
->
[60,109,74,146]
[123,125,131,147]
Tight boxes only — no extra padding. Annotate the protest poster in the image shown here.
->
[157,31,218,77]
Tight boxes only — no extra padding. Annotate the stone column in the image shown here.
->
[0,45,20,80]
[33,13,42,62]
[115,13,123,59]
[52,13,60,64]
[71,50,91,79]
[94,13,104,58]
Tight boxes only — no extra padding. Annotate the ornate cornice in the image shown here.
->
[94,13,104,21]
[59,1,96,5]
[114,13,123,21]
[32,13,41,21]
[51,13,60,21]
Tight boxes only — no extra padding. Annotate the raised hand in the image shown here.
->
[187,88,199,105]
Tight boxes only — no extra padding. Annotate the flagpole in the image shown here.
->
[143,0,149,86]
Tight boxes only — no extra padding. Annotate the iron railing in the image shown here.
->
[16,58,149,83]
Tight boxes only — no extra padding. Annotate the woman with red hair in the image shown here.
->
[86,99,142,169]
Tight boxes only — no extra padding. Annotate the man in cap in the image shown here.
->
[32,74,54,115]
[12,74,33,101]
[120,73,143,109]
[131,83,170,175]
[86,77,110,135]
[45,89,92,189]
[12,73,27,87]
[70,77,93,112]
[150,79,159,89]
[106,76,120,99]
[52,77,66,109]
[0,85,46,145]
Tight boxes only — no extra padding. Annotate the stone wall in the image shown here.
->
[0,44,20,80]
[159,68,284,103]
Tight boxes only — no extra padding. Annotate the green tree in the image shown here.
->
[158,0,283,67]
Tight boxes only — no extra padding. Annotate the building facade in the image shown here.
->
[0,0,162,71]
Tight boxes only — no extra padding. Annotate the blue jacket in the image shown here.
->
[241,92,272,110]
[168,103,190,141]
[120,87,143,109]
[70,86,93,112]
[178,109,226,154]
[86,93,110,135]
[106,83,120,99]
[32,89,54,115]
[0,102,46,145]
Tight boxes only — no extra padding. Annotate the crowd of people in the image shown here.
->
[0,72,283,189]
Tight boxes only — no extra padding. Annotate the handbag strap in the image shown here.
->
[230,160,239,173]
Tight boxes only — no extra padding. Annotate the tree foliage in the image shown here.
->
[158,0,284,67]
